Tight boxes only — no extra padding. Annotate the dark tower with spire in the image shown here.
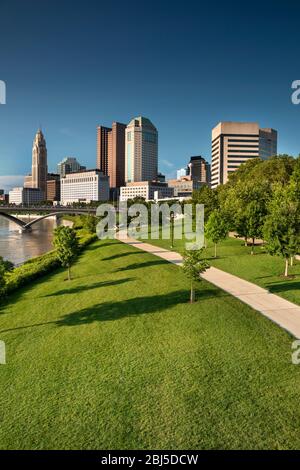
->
[31,129,48,196]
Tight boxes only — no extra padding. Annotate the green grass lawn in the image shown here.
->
[1,239,300,449]
[147,228,300,306]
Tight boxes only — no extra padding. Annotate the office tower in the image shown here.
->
[188,156,211,185]
[211,122,277,189]
[31,129,48,195]
[46,173,60,202]
[109,122,126,188]
[96,126,112,175]
[96,122,126,188]
[60,169,109,205]
[57,157,86,177]
[259,128,278,160]
[125,116,158,183]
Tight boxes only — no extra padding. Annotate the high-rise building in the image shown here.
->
[125,116,158,183]
[31,129,48,196]
[46,174,60,202]
[96,122,126,188]
[188,156,211,185]
[96,126,112,175]
[211,122,277,189]
[57,157,86,177]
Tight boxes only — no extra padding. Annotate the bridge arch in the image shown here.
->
[0,210,95,231]
[0,212,26,229]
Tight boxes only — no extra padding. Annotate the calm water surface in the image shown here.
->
[0,216,65,265]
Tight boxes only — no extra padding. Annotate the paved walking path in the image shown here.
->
[117,232,300,338]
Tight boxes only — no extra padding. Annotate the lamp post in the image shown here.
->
[170,212,175,249]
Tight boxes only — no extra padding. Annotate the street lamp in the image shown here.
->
[170,212,175,249]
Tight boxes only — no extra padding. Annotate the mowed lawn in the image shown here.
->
[0,239,300,449]
[148,231,300,306]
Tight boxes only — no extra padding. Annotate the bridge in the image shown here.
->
[0,206,97,232]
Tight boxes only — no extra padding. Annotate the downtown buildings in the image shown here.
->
[57,157,86,177]
[23,129,48,199]
[211,122,277,189]
[60,169,109,205]
[125,117,158,183]
[97,122,126,189]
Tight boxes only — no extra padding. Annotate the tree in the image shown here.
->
[182,249,209,303]
[244,200,265,255]
[205,210,228,258]
[84,214,97,234]
[53,226,79,281]
[191,185,218,222]
[263,183,300,277]
[0,257,13,295]
[222,179,268,249]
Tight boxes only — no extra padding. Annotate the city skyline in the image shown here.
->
[1,0,300,190]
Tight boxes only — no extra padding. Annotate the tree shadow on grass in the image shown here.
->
[116,259,168,272]
[56,290,189,326]
[0,287,227,334]
[267,280,300,293]
[43,278,135,297]
[102,252,138,261]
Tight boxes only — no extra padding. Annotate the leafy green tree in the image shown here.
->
[245,200,266,255]
[0,257,13,295]
[263,183,300,277]
[222,179,268,248]
[53,226,79,281]
[205,210,228,258]
[182,249,209,303]
[85,214,97,234]
[191,185,218,222]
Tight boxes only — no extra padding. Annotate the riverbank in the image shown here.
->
[0,216,74,266]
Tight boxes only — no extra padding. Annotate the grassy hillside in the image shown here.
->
[0,239,300,449]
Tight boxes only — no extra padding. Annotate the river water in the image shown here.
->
[0,216,62,266]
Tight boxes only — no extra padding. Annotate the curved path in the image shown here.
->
[117,231,300,339]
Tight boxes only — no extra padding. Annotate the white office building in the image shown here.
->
[9,187,44,206]
[125,116,158,183]
[60,169,109,205]
[211,122,277,189]
[120,181,174,202]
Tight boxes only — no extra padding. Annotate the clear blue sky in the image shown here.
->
[0,0,300,190]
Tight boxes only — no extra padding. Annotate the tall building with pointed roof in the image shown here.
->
[125,116,158,183]
[31,129,48,196]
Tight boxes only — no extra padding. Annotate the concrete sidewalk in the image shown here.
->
[117,232,300,339]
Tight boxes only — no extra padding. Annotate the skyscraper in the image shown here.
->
[57,157,86,177]
[96,122,126,188]
[125,116,158,183]
[31,129,48,196]
[188,156,211,185]
[211,122,277,189]
[96,126,112,175]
